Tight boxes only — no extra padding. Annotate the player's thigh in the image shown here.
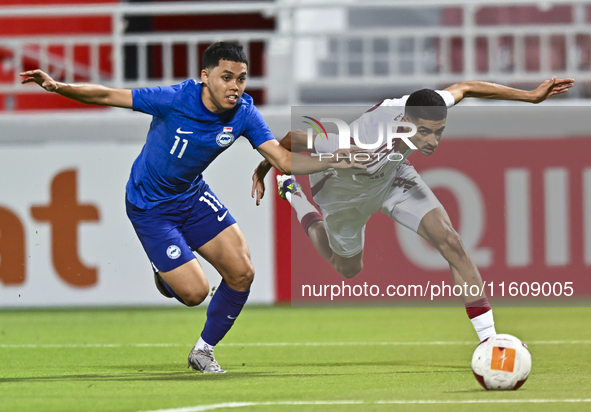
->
[179,184,252,286]
[126,198,210,304]
[182,184,237,251]
[126,197,198,274]
[383,165,442,234]
[159,259,210,305]
[197,223,253,291]
[322,205,371,259]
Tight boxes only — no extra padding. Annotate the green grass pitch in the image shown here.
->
[1,305,590,412]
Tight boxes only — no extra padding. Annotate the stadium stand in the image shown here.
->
[1,0,590,111]
[0,0,272,111]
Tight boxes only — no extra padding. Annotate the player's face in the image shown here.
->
[405,117,446,156]
[201,60,248,113]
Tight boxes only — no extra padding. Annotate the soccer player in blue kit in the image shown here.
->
[21,42,360,373]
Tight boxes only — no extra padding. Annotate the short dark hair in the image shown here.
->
[202,42,248,70]
[405,89,447,121]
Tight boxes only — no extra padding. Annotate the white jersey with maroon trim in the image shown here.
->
[310,90,455,203]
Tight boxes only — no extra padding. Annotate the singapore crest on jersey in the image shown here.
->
[216,127,235,147]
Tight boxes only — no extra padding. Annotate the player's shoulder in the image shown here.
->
[171,79,200,97]
[146,79,197,96]
[358,97,407,121]
[363,97,405,114]
[138,79,199,106]
[167,80,203,114]
[379,96,409,108]
[177,78,199,88]
[359,98,405,124]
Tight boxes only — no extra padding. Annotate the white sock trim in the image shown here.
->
[195,336,215,351]
[470,310,496,342]
[289,192,319,223]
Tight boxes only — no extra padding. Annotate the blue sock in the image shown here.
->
[200,281,250,346]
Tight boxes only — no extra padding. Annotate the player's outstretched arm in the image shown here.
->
[252,137,367,205]
[444,76,574,105]
[251,130,315,205]
[20,69,132,108]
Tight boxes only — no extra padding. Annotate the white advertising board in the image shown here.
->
[0,111,275,306]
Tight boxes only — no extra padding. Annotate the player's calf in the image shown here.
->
[418,211,468,265]
[435,228,469,264]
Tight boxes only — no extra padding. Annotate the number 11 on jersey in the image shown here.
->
[170,136,188,158]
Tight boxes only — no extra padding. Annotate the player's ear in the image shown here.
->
[201,69,209,85]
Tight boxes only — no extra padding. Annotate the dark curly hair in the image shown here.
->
[405,89,447,121]
[202,42,248,70]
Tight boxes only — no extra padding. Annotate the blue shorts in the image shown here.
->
[126,183,237,273]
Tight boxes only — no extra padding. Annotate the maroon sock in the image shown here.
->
[465,297,492,319]
[301,212,323,235]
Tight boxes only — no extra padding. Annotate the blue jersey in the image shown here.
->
[127,80,275,209]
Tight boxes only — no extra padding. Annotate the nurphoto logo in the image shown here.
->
[302,116,418,163]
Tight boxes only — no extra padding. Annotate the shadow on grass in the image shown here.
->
[0,361,470,384]
[276,360,469,370]
[0,371,272,383]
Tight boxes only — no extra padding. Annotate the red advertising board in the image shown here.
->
[284,137,591,305]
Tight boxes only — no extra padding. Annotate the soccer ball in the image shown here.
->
[471,334,532,390]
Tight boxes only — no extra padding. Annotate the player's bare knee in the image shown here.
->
[239,265,255,288]
[336,261,363,279]
[182,287,208,307]
[307,220,324,236]
[226,262,255,291]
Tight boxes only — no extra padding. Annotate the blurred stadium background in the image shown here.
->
[1,0,591,307]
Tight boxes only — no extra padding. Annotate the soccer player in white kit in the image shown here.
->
[252,77,573,342]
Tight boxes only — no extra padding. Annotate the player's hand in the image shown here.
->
[329,148,372,170]
[530,76,574,103]
[20,69,59,92]
[251,160,270,206]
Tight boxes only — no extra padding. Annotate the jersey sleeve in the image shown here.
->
[241,105,276,148]
[380,97,407,107]
[314,132,340,154]
[132,83,183,118]
[436,90,456,108]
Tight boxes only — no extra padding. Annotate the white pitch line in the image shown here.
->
[1,340,591,349]
[0,343,184,349]
[139,398,591,412]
